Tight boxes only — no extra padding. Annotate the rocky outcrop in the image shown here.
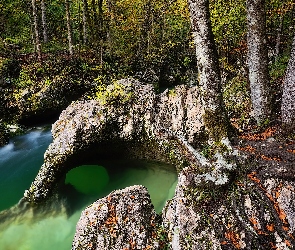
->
[163,162,295,249]
[24,79,204,202]
[23,78,295,249]
[0,122,8,146]
[72,185,162,250]
[71,137,295,249]
[14,76,93,125]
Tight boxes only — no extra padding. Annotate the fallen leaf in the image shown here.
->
[266,224,275,232]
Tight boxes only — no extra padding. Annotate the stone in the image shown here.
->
[162,163,295,249]
[24,79,204,202]
[21,78,295,249]
[72,185,161,250]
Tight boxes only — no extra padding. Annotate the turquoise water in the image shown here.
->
[0,128,177,250]
[0,128,52,211]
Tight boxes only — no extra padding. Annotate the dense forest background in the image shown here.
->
[0,0,294,133]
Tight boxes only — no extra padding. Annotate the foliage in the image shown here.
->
[1,0,295,131]
[210,0,247,71]
[0,57,21,82]
[94,81,134,106]
[223,73,251,122]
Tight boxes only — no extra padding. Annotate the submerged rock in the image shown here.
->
[72,185,161,250]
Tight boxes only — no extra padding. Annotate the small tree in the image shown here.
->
[281,35,295,131]
[246,0,271,124]
[31,0,42,59]
[40,0,48,43]
[65,0,74,55]
[188,0,230,143]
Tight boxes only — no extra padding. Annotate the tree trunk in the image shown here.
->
[281,35,295,131]
[91,0,98,46]
[188,0,230,143]
[31,0,42,59]
[246,0,271,124]
[106,0,113,44]
[138,0,152,60]
[65,0,74,55]
[82,0,89,45]
[40,0,48,43]
[98,0,103,64]
[275,15,284,59]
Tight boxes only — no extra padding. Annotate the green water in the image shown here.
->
[65,165,110,195]
[0,128,178,250]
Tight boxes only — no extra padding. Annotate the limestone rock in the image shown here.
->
[163,164,295,249]
[72,185,161,250]
[24,79,204,202]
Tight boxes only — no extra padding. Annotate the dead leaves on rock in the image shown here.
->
[224,230,242,249]
[238,145,284,162]
[247,172,291,235]
[239,126,277,141]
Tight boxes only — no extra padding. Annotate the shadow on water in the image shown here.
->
[60,160,177,216]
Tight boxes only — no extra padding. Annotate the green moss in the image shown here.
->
[94,81,134,106]
[203,108,228,143]
[168,88,177,97]
[222,74,251,126]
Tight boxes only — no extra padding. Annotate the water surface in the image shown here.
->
[0,128,177,250]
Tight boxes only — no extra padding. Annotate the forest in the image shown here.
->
[1,1,295,249]
[0,0,294,136]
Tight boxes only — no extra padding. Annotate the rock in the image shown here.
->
[0,122,8,146]
[72,185,161,250]
[24,79,204,202]
[21,78,295,249]
[162,164,295,249]
[8,73,93,126]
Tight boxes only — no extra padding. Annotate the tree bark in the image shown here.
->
[141,0,152,57]
[91,0,98,45]
[31,0,42,59]
[65,0,74,55]
[281,35,295,131]
[40,0,48,43]
[98,0,103,64]
[82,0,89,45]
[188,0,230,143]
[275,15,283,59]
[246,0,271,124]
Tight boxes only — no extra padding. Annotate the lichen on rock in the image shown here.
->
[22,78,295,249]
[24,78,204,202]
[72,185,161,250]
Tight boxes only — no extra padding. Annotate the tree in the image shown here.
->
[187,0,230,143]
[246,0,271,124]
[31,0,42,59]
[40,0,48,43]
[65,0,74,55]
[281,35,295,131]
[82,0,89,45]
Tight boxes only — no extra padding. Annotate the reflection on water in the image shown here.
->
[0,128,178,250]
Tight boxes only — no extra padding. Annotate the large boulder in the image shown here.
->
[72,185,162,250]
[162,157,295,249]
[24,79,204,202]
[22,78,295,249]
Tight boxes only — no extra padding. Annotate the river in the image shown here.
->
[0,126,177,250]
